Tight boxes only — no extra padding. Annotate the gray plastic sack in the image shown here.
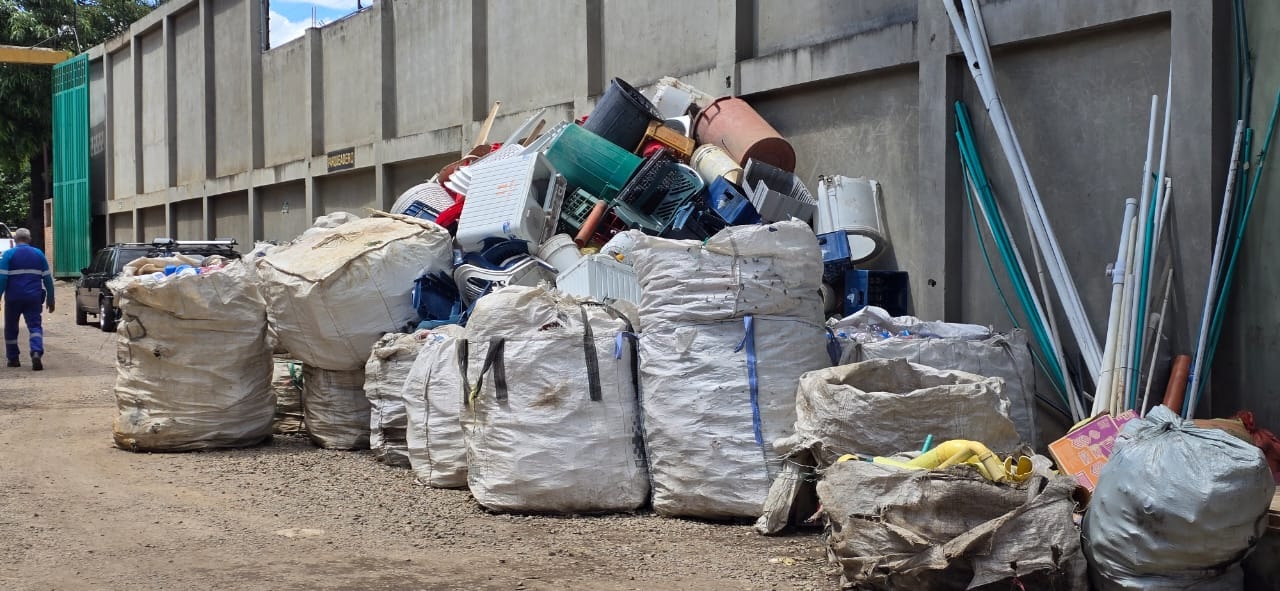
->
[1083,405,1276,590]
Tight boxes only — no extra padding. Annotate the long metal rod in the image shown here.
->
[1185,121,1246,415]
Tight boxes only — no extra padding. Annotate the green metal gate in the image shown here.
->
[52,54,90,278]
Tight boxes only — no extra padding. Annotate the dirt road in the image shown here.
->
[0,284,834,591]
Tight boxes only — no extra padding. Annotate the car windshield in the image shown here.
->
[0,225,10,239]
[116,250,147,271]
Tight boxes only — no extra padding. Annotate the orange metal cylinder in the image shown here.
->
[1162,354,1192,412]
[693,97,796,172]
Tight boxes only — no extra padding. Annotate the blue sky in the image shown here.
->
[268,0,369,47]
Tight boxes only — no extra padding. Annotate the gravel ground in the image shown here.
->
[0,284,837,590]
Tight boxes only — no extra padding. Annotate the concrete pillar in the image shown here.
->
[164,14,178,189]
[464,0,488,147]
[247,186,262,242]
[303,27,323,226]
[103,50,115,201]
[247,0,265,240]
[201,0,216,180]
[914,0,963,321]
[131,36,144,198]
[202,195,213,240]
[131,208,142,243]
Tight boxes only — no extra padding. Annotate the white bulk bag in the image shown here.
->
[111,259,274,452]
[257,216,453,371]
[302,366,369,450]
[462,286,648,513]
[403,325,469,488]
[629,220,824,327]
[364,331,427,467]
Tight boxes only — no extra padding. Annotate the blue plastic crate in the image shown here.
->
[817,231,855,282]
[843,269,909,317]
[705,177,762,226]
[661,200,725,240]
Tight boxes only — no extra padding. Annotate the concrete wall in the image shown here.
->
[139,205,167,242]
[172,199,204,239]
[84,0,1258,421]
[109,213,133,243]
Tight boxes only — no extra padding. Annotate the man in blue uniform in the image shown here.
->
[0,228,54,370]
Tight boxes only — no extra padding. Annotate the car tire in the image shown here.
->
[99,297,117,333]
[75,305,88,326]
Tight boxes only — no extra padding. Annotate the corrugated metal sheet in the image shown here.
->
[52,54,90,278]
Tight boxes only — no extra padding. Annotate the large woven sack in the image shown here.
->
[818,459,1087,589]
[364,331,427,467]
[111,259,274,452]
[776,358,1021,465]
[403,325,469,488]
[257,216,453,371]
[302,366,370,450]
[462,286,648,514]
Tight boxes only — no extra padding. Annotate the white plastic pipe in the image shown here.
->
[1186,120,1247,416]
[1140,268,1175,416]
[1124,77,1172,410]
[1093,198,1139,416]
[948,0,1103,382]
[1114,215,1140,416]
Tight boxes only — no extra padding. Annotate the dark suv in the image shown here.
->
[75,239,240,332]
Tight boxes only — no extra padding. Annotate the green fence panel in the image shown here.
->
[52,54,90,278]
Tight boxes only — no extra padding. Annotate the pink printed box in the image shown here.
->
[1048,410,1138,491]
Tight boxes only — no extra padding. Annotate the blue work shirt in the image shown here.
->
[0,244,55,304]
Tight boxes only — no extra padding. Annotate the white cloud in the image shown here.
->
[268,10,315,47]
[272,0,368,10]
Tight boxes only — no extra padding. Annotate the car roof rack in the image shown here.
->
[150,238,238,247]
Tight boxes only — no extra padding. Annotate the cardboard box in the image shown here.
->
[1048,410,1138,491]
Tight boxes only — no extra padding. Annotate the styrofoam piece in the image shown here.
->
[555,253,642,304]
[742,159,816,224]
[456,152,568,253]
[815,175,887,264]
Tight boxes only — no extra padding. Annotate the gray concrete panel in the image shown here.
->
[140,30,167,194]
[210,191,251,248]
[485,0,581,113]
[173,8,205,185]
[172,199,204,240]
[955,23,1171,349]
[109,212,135,244]
[262,41,308,166]
[391,0,468,137]
[139,205,167,242]
[258,182,308,243]
[1216,0,1280,422]
[601,0,718,86]
[109,48,134,200]
[316,169,377,216]
[750,69,920,297]
[321,9,380,152]
[212,0,250,177]
[387,154,459,199]
[755,0,916,58]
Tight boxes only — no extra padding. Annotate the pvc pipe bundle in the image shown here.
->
[943,0,1103,390]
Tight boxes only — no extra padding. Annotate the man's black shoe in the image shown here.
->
[31,353,42,372]
[7,359,19,368]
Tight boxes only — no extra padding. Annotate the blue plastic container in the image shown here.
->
[817,231,854,281]
[705,177,762,226]
[843,269,910,317]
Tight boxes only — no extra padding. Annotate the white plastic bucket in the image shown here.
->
[537,233,582,273]
[600,231,639,265]
[815,175,887,264]
[691,144,743,185]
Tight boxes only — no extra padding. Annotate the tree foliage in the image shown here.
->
[0,0,157,232]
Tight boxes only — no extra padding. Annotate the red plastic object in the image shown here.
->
[641,140,666,159]
[1236,411,1280,483]
[435,198,465,229]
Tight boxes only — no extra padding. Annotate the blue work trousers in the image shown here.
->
[4,298,43,361]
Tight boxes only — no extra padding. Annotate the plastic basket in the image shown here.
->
[661,200,725,241]
[843,269,910,317]
[615,150,704,214]
[559,188,602,233]
[705,177,761,226]
[544,123,642,202]
[743,159,817,224]
[555,254,642,304]
[817,231,854,282]
[391,181,454,222]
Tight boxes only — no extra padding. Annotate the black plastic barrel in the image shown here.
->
[583,78,660,151]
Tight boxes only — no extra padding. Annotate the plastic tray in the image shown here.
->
[555,253,643,304]
[743,159,817,224]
